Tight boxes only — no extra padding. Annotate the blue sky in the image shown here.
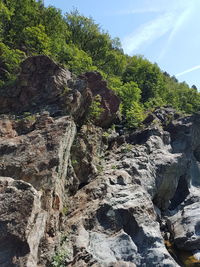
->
[44,0,200,89]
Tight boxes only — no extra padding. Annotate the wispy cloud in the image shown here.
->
[122,12,175,54]
[158,3,194,60]
[119,0,190,15]
[176,65,200,77]
[117,7,160,15]
[121,0,194,55]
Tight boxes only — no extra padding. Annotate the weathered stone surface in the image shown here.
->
[0,113,76,266]
[70,124,104,191]
[0,177,47,267]
[64,109,200,266]
[0,114,76,191]
[0,56,120,128]
[65,168,178,266]
[0,56,71,115]
[78,72,120,127]
[1,58,200,266]
[168,193,200,251]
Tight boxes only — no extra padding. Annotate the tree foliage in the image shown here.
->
[0,0,200,128]
[0,42,25,86]
[22,24,50,55]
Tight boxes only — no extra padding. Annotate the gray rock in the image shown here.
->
[168,191,200,250]
[0,177,47,267]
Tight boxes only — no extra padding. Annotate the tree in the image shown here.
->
[40,5,69,57]
[2,0,43,48]
[58,44,94,74]
[0,42,25,86]
[122,56,164,102]
[0,1,11,40]
[126,102,145,127]
[118,81,141,113]
[22,24,50,55]
[65,9,125,75]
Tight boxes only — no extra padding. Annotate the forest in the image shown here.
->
[1,0,200,127]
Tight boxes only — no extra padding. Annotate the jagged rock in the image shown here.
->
[1,57,200,266]
[70,124,104,190]
[65,168,178,266]
[0,177,47,267]
[0,55,71,115]
[164,113,200,256]
[0,114,76,191]
[0,56,120,128]
[65,125,183,266]
[64,110,200,266]
[78,72,120,127]
[0,113,76,265]
[168,192,200,251]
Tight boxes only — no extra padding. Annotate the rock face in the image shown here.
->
[0,56,71,115]
[0,55,120,127]
[1,56,200,266]
[0,177,47,267]
[65,108,200,267]
[0,113,76,266]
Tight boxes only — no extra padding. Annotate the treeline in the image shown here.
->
[0,0,200,126]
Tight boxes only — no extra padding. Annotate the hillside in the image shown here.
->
[1,0,200,124]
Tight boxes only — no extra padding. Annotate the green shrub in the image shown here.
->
[0,42,25,86]
[126,102,145,128]
[51,249,67,267]
[87,95,104,122]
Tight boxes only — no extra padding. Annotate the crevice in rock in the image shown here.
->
[117,209,141,246]
[165,238,200,266]
[78,182,89,190]
[0,235,30,266]
[96,205,142,248]
[168,175,189,210]
[164,240,184,266]
[193,145,200,162]
[195,222,200,236]
[96,204,119,231]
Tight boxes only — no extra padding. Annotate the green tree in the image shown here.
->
[122,56,164,102]
[40,5,69,58]
[118,81,141,113]
[22,24,50,55]
[65,9,125,75]
[87,95,104,122]
[3,0,43,48]
[126,102,145,127]
[0,42,25,86]
[58,43,94,74]
[0,1,11,40]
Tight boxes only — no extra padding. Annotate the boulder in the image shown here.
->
[0,177,47,267]
[0,56,120,128]
[0,55,71,115]
[79,72,120,127]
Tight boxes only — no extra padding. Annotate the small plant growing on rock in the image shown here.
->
[87,94,104,122]
[97,163,104,173]
[23,112,36,121]
[51,249,68,267]
[102,131,110,138]
[121,143,133,153]
[111,165,117,170]
[71,159,78,167]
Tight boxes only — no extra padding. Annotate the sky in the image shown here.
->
[44,0,200,89]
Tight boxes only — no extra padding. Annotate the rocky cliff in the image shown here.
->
[0,55,200,267]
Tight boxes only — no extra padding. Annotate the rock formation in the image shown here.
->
[0,55,200,266]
